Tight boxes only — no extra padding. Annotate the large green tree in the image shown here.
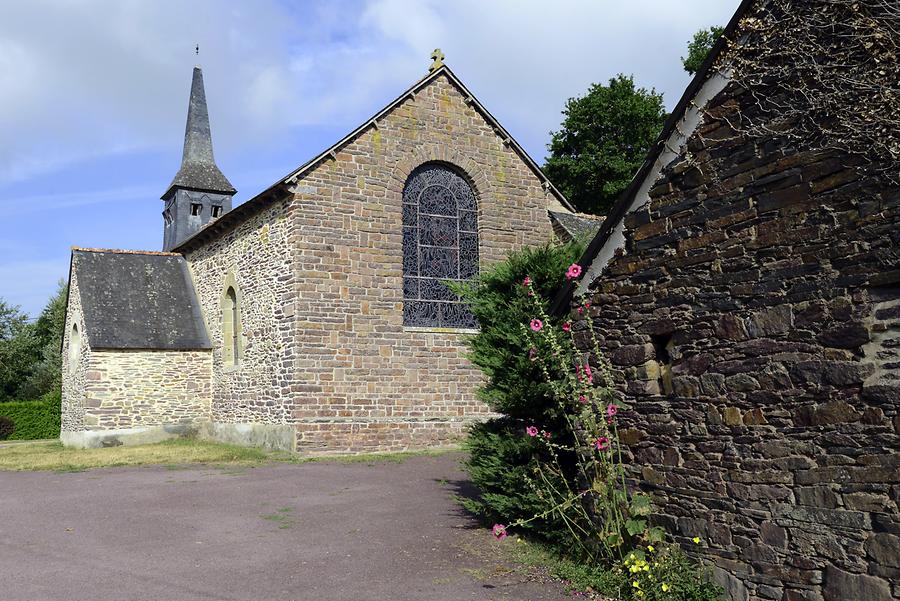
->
[0,281,68,402]
[0,300,40,402]
[18,281,67,400]
[543,75,666,215]
[681,26,725,75]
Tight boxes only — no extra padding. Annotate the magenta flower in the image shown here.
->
[565,263,583,280]
[606,404,618,418]
[530,319,543,332]
[579,395,587,404]
[562,322,571,332]
[594,437,610,451]
[526,426,538,437]
[492,524,507,540]
[523,276,531,287]
[584,364,593,384]
[543,431,551,440]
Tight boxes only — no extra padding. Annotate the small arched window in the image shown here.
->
[222,285,241,367]
[402,163,478,328]
[68,323,81,371]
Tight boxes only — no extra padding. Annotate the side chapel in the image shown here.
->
[61,54,598,451]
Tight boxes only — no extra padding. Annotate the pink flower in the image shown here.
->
[526,426,538,437]
[562,322,571,332]
[584,364,593,384]
[606,404,618,418]
[565,263,583,280]
[492,524,507,540]
[523,276,531,287]
[577,306,584,315]
[543,431,551,439]
[578,395,587,404]
[530,319,543,332]
[594,437,610,451]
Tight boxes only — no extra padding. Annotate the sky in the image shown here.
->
[0,0,738,318]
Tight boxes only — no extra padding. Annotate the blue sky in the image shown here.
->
[0,0,737,317]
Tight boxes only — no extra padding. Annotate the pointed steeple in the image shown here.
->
[163,67,235,198]
[161,67,236,252]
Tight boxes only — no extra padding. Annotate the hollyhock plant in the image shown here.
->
[562,322,571,332]
[566,263,582,280]
[607,404,618,418]
[530,319,543,332]
[523,276,531,287]
[594,436,610,451]
[526,426,539,437]
[492,524,507,540]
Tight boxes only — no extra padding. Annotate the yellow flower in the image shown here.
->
[630,553,636,561]
[643,565,650,572]
[637,592,644,598]
[647,545,655,553]
[662,583,670,592]
[633,581,641,589]
[692,536,701,544]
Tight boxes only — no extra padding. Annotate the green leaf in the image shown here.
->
[630,493,652,516]
[647,527,666,543]
[625,518,647,536]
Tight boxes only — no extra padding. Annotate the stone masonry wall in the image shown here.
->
[185,71,560,453]
[574,79,899,601]
[61,272,90,432]
[81,350,212,430]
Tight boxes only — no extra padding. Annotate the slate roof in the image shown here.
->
[163,67,236,198]
[72,248,211,350]
[549,211,604,242]
[172,64,575,252]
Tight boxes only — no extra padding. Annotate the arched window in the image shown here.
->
[68,323,81,371]
[223,285,241,367]
[402,163,478,329]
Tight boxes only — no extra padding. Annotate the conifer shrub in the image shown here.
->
[450,241,583,541]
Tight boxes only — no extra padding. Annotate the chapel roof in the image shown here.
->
[70,248,211,350]
[163,66,236,198]
[172,64,575,252]
[549,211,605,243]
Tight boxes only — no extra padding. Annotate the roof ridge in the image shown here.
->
[72,247,182,257]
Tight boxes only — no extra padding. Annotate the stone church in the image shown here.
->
[61,56,596,452]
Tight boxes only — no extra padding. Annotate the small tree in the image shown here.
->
[544,75,666,216]
[681,26,725,75]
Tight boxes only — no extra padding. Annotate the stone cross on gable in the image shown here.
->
[429,48,445,72]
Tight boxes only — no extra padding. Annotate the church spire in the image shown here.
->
[161,66,236,251]
[163,66,235,198]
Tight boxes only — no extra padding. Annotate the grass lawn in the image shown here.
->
[0,438,458,472]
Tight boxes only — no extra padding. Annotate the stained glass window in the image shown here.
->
[402,163,479,328]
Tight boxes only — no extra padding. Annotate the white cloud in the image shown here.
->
[0,0,739,186]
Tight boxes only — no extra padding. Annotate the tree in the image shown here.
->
[0,300,40,402]
[18,281,67,400]
[543,75,666,215]
[681,26,725,75]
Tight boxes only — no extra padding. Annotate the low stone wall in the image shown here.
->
[79,349,212,431]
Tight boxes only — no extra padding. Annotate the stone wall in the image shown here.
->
[185,72,560,453]
[61,272,90,432]
[80,349,211,430]
[574,83,899,601]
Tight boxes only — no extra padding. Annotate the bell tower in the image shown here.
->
[161,66,235,251]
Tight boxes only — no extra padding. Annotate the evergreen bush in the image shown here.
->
[0,415,14,440]
[449,241,583,540]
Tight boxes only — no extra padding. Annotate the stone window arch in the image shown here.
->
[68,323,81,371]
[222,274,243,368]
[402,162,479,329]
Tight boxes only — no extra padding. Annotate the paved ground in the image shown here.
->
[0,452,572,601]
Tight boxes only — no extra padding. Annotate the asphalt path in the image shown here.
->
[0,452,571,601]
